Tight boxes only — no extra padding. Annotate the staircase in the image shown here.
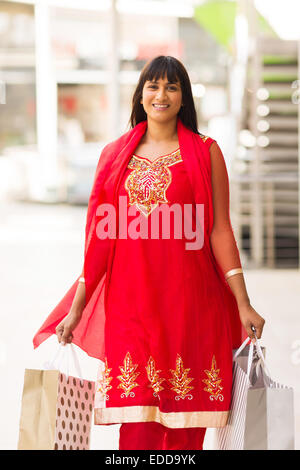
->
[231,37,299,268]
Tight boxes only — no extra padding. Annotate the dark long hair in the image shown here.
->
[128,56,200,135]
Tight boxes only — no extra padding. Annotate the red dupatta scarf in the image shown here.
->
[33,117,243,360]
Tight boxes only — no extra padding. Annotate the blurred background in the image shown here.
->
[0,0,299,450]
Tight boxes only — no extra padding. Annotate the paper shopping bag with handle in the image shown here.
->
[215,336,294,450]
[18,344,95,450]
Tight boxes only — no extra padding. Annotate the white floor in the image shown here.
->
[0,201,299,450]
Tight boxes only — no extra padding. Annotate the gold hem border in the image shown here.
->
[94,405,229,428]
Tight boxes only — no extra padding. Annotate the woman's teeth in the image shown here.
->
[153,104,169,108]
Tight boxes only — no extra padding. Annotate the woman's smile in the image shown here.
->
[152,103,170,111]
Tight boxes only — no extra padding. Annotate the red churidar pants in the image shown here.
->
[119,422,206,450]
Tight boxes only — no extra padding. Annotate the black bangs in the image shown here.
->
[144,56,180,84]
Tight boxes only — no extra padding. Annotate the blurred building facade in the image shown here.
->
[229,1,299,268]
[0,0,229,202]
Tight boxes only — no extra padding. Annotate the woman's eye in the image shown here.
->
[148,85,177,90]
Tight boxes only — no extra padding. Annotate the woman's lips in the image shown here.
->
[152,104,170,111]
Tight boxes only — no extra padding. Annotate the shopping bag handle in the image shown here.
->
[43,342,65,370]
[252,331,272,378]
[233,328,271,379]
[233,336,251,361]
[232,335,254,378]
[44,343,84,385]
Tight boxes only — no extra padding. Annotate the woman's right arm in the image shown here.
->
[55,272,86,345]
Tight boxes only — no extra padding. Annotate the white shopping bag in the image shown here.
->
[215,335,294,450]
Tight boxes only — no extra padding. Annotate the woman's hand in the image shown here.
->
[55,310,82,345]
[238,302,265,342]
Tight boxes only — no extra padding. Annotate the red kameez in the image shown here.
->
[94,141,234,428]
[33,118,246,431]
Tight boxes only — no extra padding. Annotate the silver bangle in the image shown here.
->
[225,268,243,281]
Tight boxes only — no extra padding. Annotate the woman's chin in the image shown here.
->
[147,111,178,123]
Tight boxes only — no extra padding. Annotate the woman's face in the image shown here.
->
[140,74,183,123]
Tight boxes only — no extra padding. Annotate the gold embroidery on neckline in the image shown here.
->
[132,147,180,164]
[125,149,183,217]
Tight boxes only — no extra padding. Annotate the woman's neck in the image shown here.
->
[143,116,178,144]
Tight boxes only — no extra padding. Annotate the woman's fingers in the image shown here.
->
[239,304,266,343]
[60,327,73,345]
[55,325,63,342]
[55,313,81,345]
[246,323,256,342]
[253,319,265,340]
[247,318,265,343]
[55,324,73,345]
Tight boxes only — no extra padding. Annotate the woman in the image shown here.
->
[33,56,265,450]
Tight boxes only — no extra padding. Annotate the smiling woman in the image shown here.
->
[129,55,199,135]
[128,56,198,160]
[132,75,182,159]
[34,55,265,451]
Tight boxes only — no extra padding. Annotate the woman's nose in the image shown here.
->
[156,87,166,99]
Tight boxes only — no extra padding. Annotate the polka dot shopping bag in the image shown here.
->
[18,344,95,450]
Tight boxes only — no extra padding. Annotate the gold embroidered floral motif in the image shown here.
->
[125,149,183,217]
[168,354,194,400]
[199,133,209,143]
[202,355,224,401]
[96,357,113,400]
[117,352,140,398]
[145,356,165,399]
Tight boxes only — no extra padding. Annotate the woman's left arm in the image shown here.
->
[209,141,265,342]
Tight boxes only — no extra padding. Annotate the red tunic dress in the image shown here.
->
[94,137,233,429]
